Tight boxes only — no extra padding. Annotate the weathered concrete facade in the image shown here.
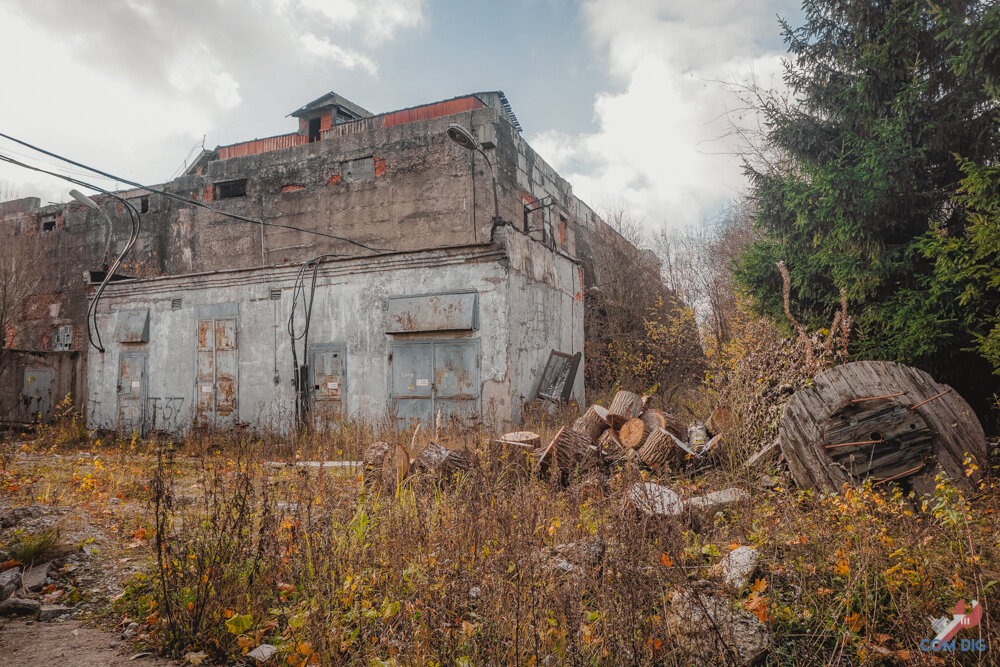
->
[87,226,583,433]
[2,89,622,426]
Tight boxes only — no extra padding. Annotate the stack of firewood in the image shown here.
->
[363,391,724,489]
[511,390,722,483]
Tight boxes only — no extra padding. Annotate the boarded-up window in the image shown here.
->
[386,292,478,333]
[341,157,374,183]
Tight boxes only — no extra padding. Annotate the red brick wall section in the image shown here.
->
[281,184,306,192]
[374,157,387,177]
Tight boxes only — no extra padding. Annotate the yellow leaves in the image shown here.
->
[546,519,560,535]
[843,612,863,633]
[833,549,850,576]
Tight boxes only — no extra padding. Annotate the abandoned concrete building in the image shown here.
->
[0,90,626,433]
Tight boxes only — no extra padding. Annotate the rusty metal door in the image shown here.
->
[195,307,238,427]
[309,343,346,427]
[432,340,480,424]
[389,339,479,429]
[116,352,146,434]
[21,367,54,422]
[390,342,433,429]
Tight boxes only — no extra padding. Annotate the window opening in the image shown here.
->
[215,179,247,199]
[308,117,321,143]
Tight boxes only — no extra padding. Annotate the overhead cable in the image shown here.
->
[0,131,387,252]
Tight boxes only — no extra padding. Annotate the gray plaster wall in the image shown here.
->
[86,228,580,434]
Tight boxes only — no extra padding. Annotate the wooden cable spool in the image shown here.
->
[619,418,652,449]
[572,405,610,443]
[607,391,643,428]
[777,361,986,492]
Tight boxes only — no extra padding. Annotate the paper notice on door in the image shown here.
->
[131,381,140,389]
[327,382,338,389]
[416,378,429,387]
[201,385,212,393]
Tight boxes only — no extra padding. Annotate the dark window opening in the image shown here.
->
[215,179,247,199]
[308,117,321,143]
[41,215,56,232]
[140,196,149,213]
[269,288,282,300]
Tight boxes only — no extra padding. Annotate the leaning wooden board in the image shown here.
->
[777,361,986,493]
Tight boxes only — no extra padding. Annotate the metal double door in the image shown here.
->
[390,339,479,429]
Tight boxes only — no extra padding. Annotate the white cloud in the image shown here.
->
[0,0,426,202]
[530,0,791,229]
[300,34,378,76]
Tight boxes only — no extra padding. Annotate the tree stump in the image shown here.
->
[619,418,652,449]
[363,441,391,488]
[777,361,987,492]
[607,391,643,428]
[572,405,610,443]
[636,427,676,471]
[641,409,685,438]
[412,442,476,480]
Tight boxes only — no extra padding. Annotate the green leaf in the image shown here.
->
[225,613,253,635]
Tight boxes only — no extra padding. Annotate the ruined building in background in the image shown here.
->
[0,91,632,433]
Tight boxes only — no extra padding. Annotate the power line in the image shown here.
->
[0,131,387,253]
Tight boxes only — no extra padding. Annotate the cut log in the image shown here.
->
[607,390,643,428]
[706,404,736,436]
[362,441,391,488]
[641,409,685,439]
[627,482,683,517]
[619,418,652,450]
[381,443,411,488]
[635,427,677,471]
[500,431,541,448]
[777,361,987,492]
[572,405,610,443]
[597,428,625,462]
[412,442,476,479]
[551,425,597,473]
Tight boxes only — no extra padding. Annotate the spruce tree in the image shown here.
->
[735,0,1000,405]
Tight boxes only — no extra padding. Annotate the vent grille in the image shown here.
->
[269,288,282,300]
[171,298,182,310]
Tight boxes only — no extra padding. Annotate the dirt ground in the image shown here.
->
[0,619,175,666]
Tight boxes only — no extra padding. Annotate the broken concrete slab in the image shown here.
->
[0,597,41,617]
[711,546,760,591]
[666,588,769,664]
[21,562,52,591]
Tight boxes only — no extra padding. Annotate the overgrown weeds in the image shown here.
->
[3,525,61,566]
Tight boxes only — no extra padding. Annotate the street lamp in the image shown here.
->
[446,123,500,235]
[70,188,112,268]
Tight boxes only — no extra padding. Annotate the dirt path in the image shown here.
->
[0,619,175,666]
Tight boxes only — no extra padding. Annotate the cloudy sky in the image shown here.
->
[0,0,799,230]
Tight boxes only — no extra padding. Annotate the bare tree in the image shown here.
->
[0,233,44,374]
[584,208,705,399]
[652,199,757,352]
